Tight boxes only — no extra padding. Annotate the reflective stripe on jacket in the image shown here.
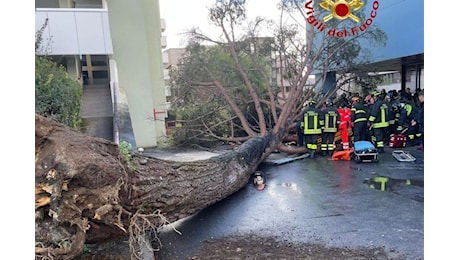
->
[303,107,322,134]
[322,107,340,133]
[368,99,389,128]
[399,103,419,126]
[351,103,367,123]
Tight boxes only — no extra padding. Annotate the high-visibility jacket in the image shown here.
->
[399,103,419,127]
[302,106,322,135]
[351,102,367,124]
[338,107,351,150]
[321,106,340,133]
[368,99,389,128]
[397,103,420,136]
[338,107,351,130]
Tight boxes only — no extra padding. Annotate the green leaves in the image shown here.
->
[35,56,82,128]
[168,43,270,146]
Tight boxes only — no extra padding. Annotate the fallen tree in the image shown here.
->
[35,1,387,258]
[35,114,283,259]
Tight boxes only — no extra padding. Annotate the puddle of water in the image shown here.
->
[363,175,424,191]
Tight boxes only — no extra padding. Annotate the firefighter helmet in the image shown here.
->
[325,98,333,107]
[364,95,372,103]
[372,90,381,97]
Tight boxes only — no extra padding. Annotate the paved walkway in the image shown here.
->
[155,145,424,260]
[145,149,220,162]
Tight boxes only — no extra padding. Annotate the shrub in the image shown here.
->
[35,56,82,128]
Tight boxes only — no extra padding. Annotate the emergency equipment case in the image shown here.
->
[389,134,406,148]
[353,141,378,163]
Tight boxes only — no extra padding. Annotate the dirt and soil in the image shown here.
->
[78,234,401,260]
[194,235,399,260]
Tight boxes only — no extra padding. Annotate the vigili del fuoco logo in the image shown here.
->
[305,0,380,37]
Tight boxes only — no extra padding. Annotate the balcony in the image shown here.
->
[161,18,166,33]
[163,69,170,81]
[162,51,169,65]
[35,8,113,55]
[161,36,167,49]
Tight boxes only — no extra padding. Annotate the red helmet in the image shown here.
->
[364,95,372,103]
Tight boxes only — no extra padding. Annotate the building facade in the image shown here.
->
[162,47,187,109]
[368,0,424,92]
[331,0,423,95]
[35,0,168,148]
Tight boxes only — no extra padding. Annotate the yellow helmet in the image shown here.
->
[371,91,381,97]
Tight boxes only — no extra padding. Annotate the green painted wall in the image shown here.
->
[107,0,166,148]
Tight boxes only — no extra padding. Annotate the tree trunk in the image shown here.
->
[35,114,283,259]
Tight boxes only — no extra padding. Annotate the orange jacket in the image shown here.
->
[338,107,351,130]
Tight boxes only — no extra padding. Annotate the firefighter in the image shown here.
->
[387,93,399,141]
[295,101,310,147]
[301,100,322,158]
[350,96,368,142]
[368,91,389,153]
[415,90,424,150]
[296,122,304,147]
[337,101,352,151]
[396,100,421,147]
[320,98,340,156]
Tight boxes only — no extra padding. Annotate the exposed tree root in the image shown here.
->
[35,218,89,260]
[35,114,281,259]
[128,209,182,259]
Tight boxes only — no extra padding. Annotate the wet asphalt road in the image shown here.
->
[155,147,424,260]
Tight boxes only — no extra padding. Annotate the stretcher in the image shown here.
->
[392,150,416,162]
[352,141,378,163]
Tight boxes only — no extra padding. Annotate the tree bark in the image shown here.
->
[35,114,283,259]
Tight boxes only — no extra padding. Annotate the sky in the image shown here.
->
[159,0,304,48]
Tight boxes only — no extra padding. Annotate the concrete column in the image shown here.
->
[65,56,82,85]
[107,0,166,148]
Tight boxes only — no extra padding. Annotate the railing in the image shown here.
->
[166,120,183,136]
